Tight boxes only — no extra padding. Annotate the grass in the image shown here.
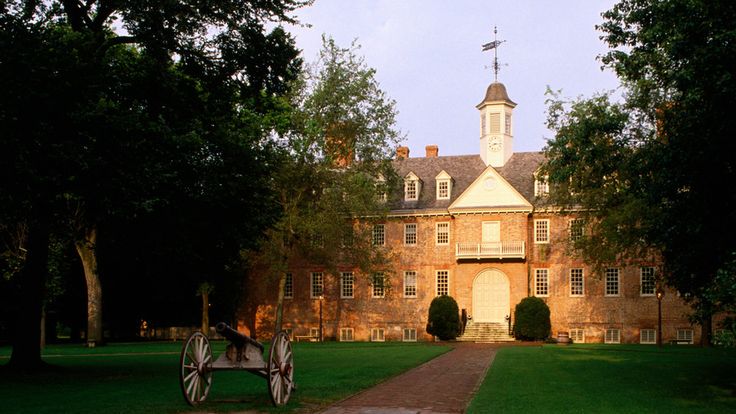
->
[0,340,450,413]
[468,344,736,413]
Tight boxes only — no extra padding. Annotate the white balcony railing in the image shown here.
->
[455,241,526,260]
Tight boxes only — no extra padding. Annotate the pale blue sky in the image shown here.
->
[287,0,622,156]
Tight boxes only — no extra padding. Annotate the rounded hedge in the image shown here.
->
[513,296,551,340]
[426,295,462,340]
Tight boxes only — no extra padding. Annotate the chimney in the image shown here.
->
[396,146,410,160]
[425,145,439,158]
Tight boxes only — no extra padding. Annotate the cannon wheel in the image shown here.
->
[267,331,294,406]
[179,331,213,406]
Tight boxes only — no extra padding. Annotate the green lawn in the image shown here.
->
[0,341,450,413]
[468,344,736,413]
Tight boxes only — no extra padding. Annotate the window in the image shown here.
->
[569,219,584,242]
[436,270,449,296]
[677,329,694,344]
[404,223,417,245]
[436,222,450,245]
[404,271,417,298]
[640,267,656,296]
[372,224,385,246]
[481,112,487,134]
[371,328,385,342]
[310,272,323,299]
[534,175,549,197]
[340,328,354,342]
[341,272,354,299]
[534,220,550,244]
[404,175,421,201]
[437,180,450,199]
[570,268,584,297]
[640,329,656,344]
[403,328,417,342]
[605,268,620,296]
[535,269,549,297]
[310,327,320,339]
[605,329,621,344]
[284,273,293,299]
[505,114,512,134]
[372,273,385,298]
[570,328,585,343]
[489,113,501,133]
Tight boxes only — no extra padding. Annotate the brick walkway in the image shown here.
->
[319,343,502,414]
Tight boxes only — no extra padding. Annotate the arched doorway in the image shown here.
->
[472,269,510,323]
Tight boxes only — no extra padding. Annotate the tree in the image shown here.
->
[0,0,308,367]
[426,295,461,341]
[542,0,736,345]
[513,297,551,341]
[248,36,402,334]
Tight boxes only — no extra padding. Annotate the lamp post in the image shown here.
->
[319,295,324,342]
[656,286,665,348]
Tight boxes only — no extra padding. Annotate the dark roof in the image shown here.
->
[477,82,517,107]
[389,151,546,213]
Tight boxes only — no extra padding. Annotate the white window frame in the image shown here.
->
[505,113,512,135]
[284,272,293,299]
[372,224,385,246]
[404,223,417,245]
[435,222,450,245]
[404,271,417,298]
[371,328,385,342]
[640,329,656,344]
[436,270,449,296]
[372,272,385,298]
[605,328,621,344]
[534,175,549,197]
[405,180,418,201]
[310,272,324,299]
[676,329,694,344]
[340,272,354,299]
[569,218,584,242]
[570,268,584,297]
[436,179,451,200]
[339,327,354,342]
[605,268,620,297]
[309,327,320,338]
[570,328,585,343]
[403,328,417,342]
[534,268,549,297]
[534,219,550,244]
[640,267,656,296]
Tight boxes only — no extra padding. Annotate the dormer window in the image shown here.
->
[435,170,452,200]
[376,174,387,202]
[534,172,549,197]
[404,172,421,201]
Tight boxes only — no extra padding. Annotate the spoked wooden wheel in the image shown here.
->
[179,331,213,405]
[267,331,294,406]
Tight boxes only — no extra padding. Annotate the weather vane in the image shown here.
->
[482,26,506,82]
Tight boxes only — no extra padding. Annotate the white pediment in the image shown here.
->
[435,170,452,180]
[404,171,420,181]
[449,166,532,211]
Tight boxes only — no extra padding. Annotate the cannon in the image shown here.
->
[179,322,294,407]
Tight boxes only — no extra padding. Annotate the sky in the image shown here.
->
[285,0,623,156]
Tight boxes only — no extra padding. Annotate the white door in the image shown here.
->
[482,221,500,243]
[473,269,510,323]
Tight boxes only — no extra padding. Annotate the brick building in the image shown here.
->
[242,81,700,344]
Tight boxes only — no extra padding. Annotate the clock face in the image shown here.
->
[489,136,502,152]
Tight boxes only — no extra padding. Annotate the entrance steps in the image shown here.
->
[457,321,515,343]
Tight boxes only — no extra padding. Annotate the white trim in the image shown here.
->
[436,270,450,296]
[403,271,417,298]
[403,328,417,342]
[570,268,584,297]
[372,224,385,246]
[339,327,354,342]
[435,222,450,245]
[534,219,550,244]
[569,218,584,242]
[372,273,385,298]
[640,329,656,344]
[605,328,621,344]
[310,272,324,299]
[371,328,385,342]
[676,329,694,344]
[404,223,417,245]
[534,268,549,297]
[605,268,620,297]
[570,328,585,343]
[640,267,656,296]
[340,272,354,299]
[448,165,533,211]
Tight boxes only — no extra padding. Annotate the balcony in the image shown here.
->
[455,241,526,260]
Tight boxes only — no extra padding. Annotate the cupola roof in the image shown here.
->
[477,82,516,108]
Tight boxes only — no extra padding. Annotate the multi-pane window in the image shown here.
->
[372,273,385,298]
[640,329,656,344]
[437,180,450,199]
[605,329,621,344]
[605,268,620,296]
[404,223,417,245]
[640,267,656,296]
[372,224,385,246]
[535,269,549,296]
[436,270,449,296]
[505,114,512,134]
[371,328,385,342]
[404,271,417,298]
[310,327,320,339]
[339,328,354,342]
[403,328,417,342]
[405,180,418,201]
[534,176,549,197]
[436,222,450,245]
[569,219,584,242]
[284,273,293,299]
[340,272,354,299]
[310,272,323,299]
[570,268,584,297]
[570,328,585,343]
[534,220,550,244]
[677,329,694,344]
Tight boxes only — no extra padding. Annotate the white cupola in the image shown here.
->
[477,82,516,167]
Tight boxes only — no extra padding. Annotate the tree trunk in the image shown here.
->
[8,219,49,369]
[75,226,103,347]
[701,314,713,347]
[201,291,210,334]
[274,272,286,334]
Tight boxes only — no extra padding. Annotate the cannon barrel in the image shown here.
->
[215,322,264,352]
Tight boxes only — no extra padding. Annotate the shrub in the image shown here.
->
[426,295,461,340]
[513,297,551,340]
